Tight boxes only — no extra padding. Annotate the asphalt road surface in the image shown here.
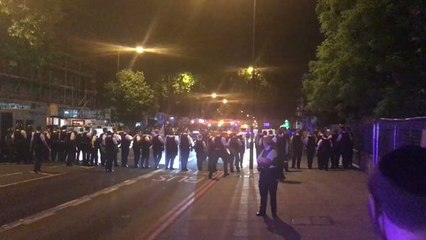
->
[0,150,225,240]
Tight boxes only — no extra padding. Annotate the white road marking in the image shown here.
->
[0,172,23,178]
[0,173,65,189]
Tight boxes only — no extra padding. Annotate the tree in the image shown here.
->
[106,69,155,123]
[0,0,63,66]
[153,72,197,115]
[304,0,426,121]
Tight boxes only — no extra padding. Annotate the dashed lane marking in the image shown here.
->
[0,173,65,189]
[0,172,23,178]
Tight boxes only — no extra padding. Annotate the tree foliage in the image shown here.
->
[304,0,426,121]
[0,0,63,66]
[106,69,155,122]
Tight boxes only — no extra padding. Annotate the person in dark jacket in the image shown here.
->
[165,133,178,170]
[291,130,303,169]
[141,132,152,168]
[194,134,207,171]
[227,132,242,172]
[30,126,50,173]
[317,131,332,170]
[256,136,278,218]
[120,128,133,167]
[179,130,193,172]
[152,130,164,169]
[305,131,316,169]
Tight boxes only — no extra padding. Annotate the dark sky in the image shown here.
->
[62,0,322,118]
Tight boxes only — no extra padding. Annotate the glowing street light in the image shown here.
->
[117,45,145,72]
[211,92,217,98]
[222,99,228,104]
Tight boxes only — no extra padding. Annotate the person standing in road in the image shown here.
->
[305,131,316,169]
[317,131,332,170]
[105,131,117,173]
[65,127,77,166]
[338,126,353,169]
[291,130,303,169]
[208,131,230,179]
[179,129,193,172]
[165,133,178,170]
[30,126,50,173]
[151,130,164,169]
[12,123,27,164]
[99,128,108,166]
[141,131,152,168]
[274,128,288,181]
[120,128,133,167]
[112,128,121,167]
[132,129,142,168]
[90,129,100,166]
[228,132,242,172]
[194,134,207,171]
[238,134,245,168]
[330,129,340,169]
[256,136,278,218]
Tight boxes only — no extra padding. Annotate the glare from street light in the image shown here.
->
[247,66,254,75]
[135,46,144,53]
[222,99,228,104]
[211,93,217,98]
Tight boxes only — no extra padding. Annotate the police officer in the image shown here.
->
[57,126,67,162]
[291,130,303,169]
[179,129,193,172]
[66,127,77,166]
[227,132,242,172]
[141,131,152,168]
[338,126,353,169]
[238,134,245,169]
[165,132,178,170]
[31,126,50,173]
[151,130,164,169]
[194,134,207,171]
[112,128,121,167]
[99,128,108,166]
[90,129,100,166]
[208,130,229,179]
[274,128,288,181]
[104,131,117,172]
[256,136,278,218]
[132,129,142,168]
[12,123,27,164]
[305,131,316,169]
[317,131,332,170]
[120,128,133,167]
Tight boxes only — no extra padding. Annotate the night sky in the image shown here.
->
[62,0,322,119]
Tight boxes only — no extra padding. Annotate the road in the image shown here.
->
[0,150,226,240]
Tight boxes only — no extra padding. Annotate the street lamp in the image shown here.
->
[222,98,228,104]
[211,92,217,99]
[117,46,145,72]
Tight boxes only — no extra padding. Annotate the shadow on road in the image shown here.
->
[263,216,301,240]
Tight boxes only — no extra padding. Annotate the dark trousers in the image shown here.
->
[14,144,26,164]
[153,150,162,168]
[196,152,206,171]
[239,150,245,167]
[306,149,315,169]
[342,150,353,169]
[57,143,66,162]
[292,149,302,168]
[258,169,278,215]
[133,147,141,167]
[113,149,118,167]
[165,152,176,169]
[51,143,58,161]
[180,149,190,170]
[318,152,330,170]
[141,148,150,168]
[90,148,98,165]
[66,145,76,166]
[100,146,106,166]
[208,151,229,178]
[33,148,45,171]
[331,151,339,168]
[229,150,240,172]
[121,147,129,167]
[105,150,114,172]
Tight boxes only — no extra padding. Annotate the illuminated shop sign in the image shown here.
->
[0,103,31,110]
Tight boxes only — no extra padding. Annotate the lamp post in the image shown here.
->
[248,0,257,170]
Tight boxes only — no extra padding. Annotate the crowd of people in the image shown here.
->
[3,120,354,176]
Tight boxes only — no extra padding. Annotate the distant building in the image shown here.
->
[0,54,99,142]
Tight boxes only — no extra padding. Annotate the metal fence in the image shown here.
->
[349,117,426,172]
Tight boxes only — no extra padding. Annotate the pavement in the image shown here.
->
[156,157,377,240]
